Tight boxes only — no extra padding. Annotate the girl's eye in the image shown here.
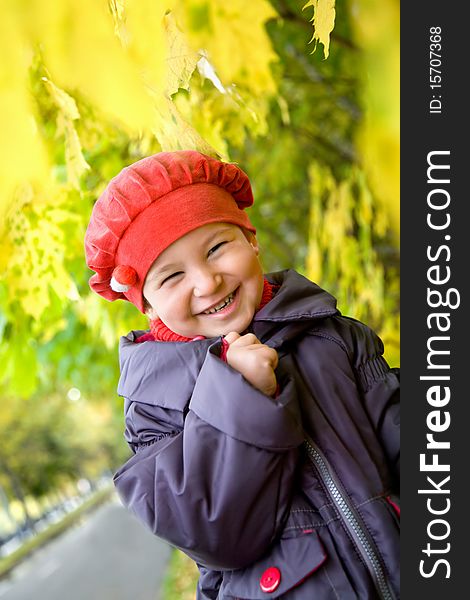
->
[208,241,226,256]
[161,271,183,285]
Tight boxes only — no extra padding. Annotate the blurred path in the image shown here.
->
[0,493,172,600]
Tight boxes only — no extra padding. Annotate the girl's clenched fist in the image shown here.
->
[224,332,278,397]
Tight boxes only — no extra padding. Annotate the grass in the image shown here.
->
[161,548,199,600]
[0,485,114,580]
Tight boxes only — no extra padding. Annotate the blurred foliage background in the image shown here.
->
[0,0,399,556]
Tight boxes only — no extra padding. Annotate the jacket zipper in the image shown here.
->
[304,434,395,600]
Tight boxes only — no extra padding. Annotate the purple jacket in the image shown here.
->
[113,270,400,599]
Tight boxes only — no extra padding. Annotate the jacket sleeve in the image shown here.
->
[340,317,400,489]
[113,340,304,571]
[360,363,400,490]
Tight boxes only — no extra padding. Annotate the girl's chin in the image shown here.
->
[177,302,256,337]
[205,315,253,337]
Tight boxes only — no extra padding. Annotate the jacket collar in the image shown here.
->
[257,270,337,322]
[251,270,338,347]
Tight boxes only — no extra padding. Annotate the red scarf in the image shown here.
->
[147,278,276,342]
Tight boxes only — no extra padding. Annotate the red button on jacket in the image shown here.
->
[259,566,281,593]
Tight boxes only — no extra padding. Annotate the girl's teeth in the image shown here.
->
[204,292,234,314]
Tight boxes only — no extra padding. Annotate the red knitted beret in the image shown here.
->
[84,151,256,313]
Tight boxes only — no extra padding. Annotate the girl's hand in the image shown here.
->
[224,332,278,397]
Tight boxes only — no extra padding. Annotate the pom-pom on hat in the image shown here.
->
[84,150,256,313]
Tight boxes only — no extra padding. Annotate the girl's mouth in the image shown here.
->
[202,288,238,315]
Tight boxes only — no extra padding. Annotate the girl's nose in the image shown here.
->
[193,270,222,297]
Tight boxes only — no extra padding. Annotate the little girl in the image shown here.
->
[85,150,400,599]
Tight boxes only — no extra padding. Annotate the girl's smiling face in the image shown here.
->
[143,223,264,338]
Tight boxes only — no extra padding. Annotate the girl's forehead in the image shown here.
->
[163,223,238,254]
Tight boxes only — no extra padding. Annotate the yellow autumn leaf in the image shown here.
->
[5,199,77,321]
[62,120,91,188]
[306,164,395,350]
[355,171,373,229]
[350,0,399,237]
[154,96,220,156]
[303,0,336,59]
[43,78,90,187]
[109,0,126,38]
[173,90,231,158]
[0,4,49,220]
[120,0,168,91]
[163,12,199,96]
[171,0,278,96]
[42,77,80,120]
[306,238,322,282]
[34,0,157,132]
